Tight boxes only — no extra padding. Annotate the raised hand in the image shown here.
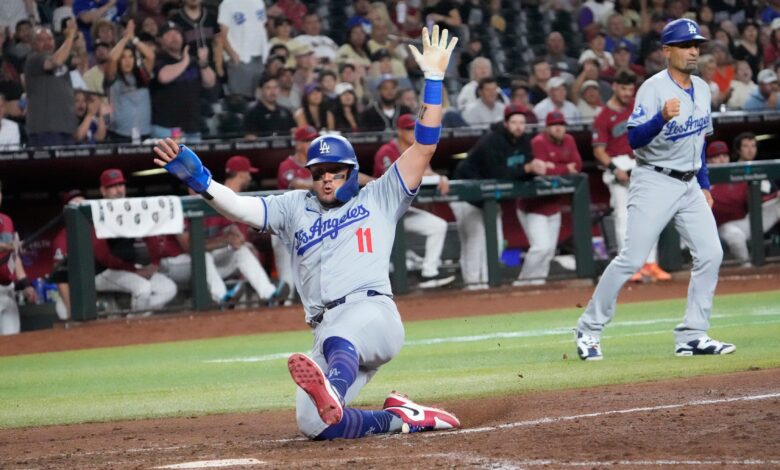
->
[408,25,458,80]
[662,98,681,121]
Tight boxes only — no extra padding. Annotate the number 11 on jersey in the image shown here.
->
[356,227,373,253]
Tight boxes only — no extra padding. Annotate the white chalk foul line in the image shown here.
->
[155,458,265,469]
[428,391,780,437]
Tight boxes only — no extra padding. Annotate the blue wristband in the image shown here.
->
[423,79,443,105]
[164,145,213,193]
[414,121,441,145]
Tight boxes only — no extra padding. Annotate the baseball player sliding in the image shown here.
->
[575,18,735,360]
[154,26,461,439]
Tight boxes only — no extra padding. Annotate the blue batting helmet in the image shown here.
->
[306,134,360,203]
[661,18,707,46]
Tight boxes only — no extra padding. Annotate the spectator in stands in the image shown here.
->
[67,31,91,92]
[346,0,372,33]
[604,13,636,60]
[388,0,423,39]
[397,87,418,114]
[638,13,665,65]
[94,169,178,314]
[244,75,296,138]
[698,54,723,110]
[150,21,215,142]
[641,40,666,77]
[0,179,36,335]
[544,31,579,79]
[276,66,301,111]
[0,94,20,149]
[744,68,780,111]
[263,54,286,80]
[218,0,268,99]
[337,24,372,70]
[602,43,645,82]
[358,76,410,130]
[575,79,603,119]
[73,90,107,144]
[529,57,553,105]
[82,39,111,94]
[764,18,780,67]
[373,113,455,288]
[134,0,165,30]
[533,76,581,123]
[294,82,334,130]
[507,82,537,123]
[171,0,218,63]
[423,0,463,36]
[727,60,758,110]
[367,48,408,81]
[574,57,612,102]
[139,16,158,40]
[90,19,117,52]
[710,41,735,97]
[579,30,614,72]
[205,156,287,305]
[457,57,508,111]
[331,82,360,132]
[6,20,34,73]
[761,0,780,25]
[53,0,76,34]
[270,16,301,53]
[291,43,317,98]
[104,20,154,143]
[296,13,339,67]
[707,140,780,267]
[26,21,78,147]
[368,18,408,66]
[267,0,307,32]
[319,70,338,101]
[732,19,762,80]
[614,0,640,34]
[457,36,484,80]
[462,76,507,125]
[451,106,551,289]
[515,111,582,286]
[73,0,127,50]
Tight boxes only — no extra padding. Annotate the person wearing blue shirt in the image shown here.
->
[743,68,780,111]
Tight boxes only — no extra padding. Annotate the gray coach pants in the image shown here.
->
[577,165,723,343]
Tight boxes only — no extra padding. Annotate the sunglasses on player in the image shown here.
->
[310,165,349,182]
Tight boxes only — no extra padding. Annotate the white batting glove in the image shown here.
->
[408,25,458,81]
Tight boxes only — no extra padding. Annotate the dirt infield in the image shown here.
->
[2,266,779,469]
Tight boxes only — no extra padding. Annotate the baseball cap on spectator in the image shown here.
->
[706,141,729,159]
[293,126,319,141]
[303,82,323,97]
[397,113,415,130]
[582,80,600,91]
[504,104,529,121]
[377,74,399,87]
[62,189,85,206]
[757,69,778,85]
[546,76,566,91]
[614,43,631,54]
[294,43,315,57]
[100,169,126,187]
[225,156,258,173]
[371,48,392,61]
[334,82,354,96]
[545,111,567,126]
[158,21,182,37]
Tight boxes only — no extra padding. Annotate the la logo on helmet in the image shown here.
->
[687,21,697,34]
[319,140,331,154]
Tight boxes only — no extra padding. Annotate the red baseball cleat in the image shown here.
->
[383,391,461,433]
[288,353,343,425]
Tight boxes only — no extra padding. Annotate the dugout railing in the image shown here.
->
[64,160,780,321]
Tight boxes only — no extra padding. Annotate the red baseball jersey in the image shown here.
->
[146,235,186,264]
[518,132,583,215]
[710,182,748,226]
[373,140,402,178]
[277,156,312,190]
[592,101,634,158]
[0,212,16,284]
[203,216,250,240]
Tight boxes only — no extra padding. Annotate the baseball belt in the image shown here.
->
[638,160,696,182]
[308,290,391,327]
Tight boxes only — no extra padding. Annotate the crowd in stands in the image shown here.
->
[0,0,779,150]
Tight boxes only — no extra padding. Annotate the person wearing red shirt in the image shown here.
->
[373,114,455,288]
[709,138,780,266]
[591,71,670,282]
[515,111,582,286]
[0,180,37,335]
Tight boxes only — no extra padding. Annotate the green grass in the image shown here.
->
[1,290,778,429]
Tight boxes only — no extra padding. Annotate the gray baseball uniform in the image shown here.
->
[261,163,415,437]
[577,70,723,344]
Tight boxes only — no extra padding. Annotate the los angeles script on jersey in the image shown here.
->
[663,114,710,142]
[294,204,371,255]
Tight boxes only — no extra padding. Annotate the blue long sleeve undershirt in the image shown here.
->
[696,146,710,190]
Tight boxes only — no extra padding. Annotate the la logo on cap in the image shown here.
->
[687,21,697,34]
[319,140,331,154]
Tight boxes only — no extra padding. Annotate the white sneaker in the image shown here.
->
[675,336,736,356]
[575,330,603,361]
